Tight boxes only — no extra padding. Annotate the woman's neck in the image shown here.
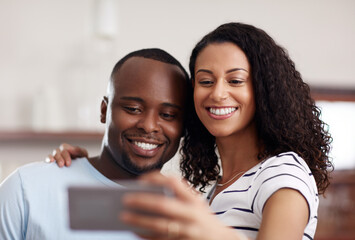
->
[216,123,261,178]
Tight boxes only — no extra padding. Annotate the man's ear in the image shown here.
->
[100,96,108,123]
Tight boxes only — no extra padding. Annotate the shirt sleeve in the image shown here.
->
[251,153,317,221]
[0,170,26,240]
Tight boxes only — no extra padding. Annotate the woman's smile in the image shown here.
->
[207,106,238,120]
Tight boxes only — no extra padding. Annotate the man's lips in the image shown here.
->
[133,141,159,150]
[126,137,164,157]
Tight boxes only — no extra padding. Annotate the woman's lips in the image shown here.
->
[206,107,237,120]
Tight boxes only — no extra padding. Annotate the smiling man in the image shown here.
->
[93,50,189,180]
[0,48,190,240]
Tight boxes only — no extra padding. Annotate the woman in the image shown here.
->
[50,23,332,239]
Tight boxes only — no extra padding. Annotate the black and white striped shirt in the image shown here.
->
[207,152,318,240]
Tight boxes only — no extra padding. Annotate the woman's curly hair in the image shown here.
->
[181,22,333,194]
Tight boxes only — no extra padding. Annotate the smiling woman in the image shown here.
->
[193,42,255,139]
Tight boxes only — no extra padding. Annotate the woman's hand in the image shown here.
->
[120,172,246,240]
[45,143,88,167]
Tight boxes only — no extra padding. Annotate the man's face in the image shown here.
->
[102,57,187,175]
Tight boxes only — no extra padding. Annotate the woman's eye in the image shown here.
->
[229,79,244,85]
[198,80,214,86]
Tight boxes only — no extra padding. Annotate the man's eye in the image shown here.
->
[124,107,141,113]
[161,113,176,120]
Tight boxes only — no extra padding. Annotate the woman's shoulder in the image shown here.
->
[260,151,311,174]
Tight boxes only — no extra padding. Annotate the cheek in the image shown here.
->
[193,88,206,111]
[240,92,256,119]
[164,122,183,145]
[111,109,137,128]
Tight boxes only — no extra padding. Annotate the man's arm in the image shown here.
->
[0,170,26,240]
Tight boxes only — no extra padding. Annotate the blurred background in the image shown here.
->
[0,0,354,239]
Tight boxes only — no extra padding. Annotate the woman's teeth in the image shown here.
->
[209,107,237,116]
[134,141,158,150]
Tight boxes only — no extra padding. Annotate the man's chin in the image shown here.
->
[121,158,164,176]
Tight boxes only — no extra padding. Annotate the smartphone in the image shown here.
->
[67,180,174,233]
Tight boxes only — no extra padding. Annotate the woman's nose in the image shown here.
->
[210,80,228,102]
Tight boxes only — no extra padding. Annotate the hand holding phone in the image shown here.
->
[68,180,173,233]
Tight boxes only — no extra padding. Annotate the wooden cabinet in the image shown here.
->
[315,170,355,240]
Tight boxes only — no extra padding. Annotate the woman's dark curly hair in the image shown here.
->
[181,22,333,194]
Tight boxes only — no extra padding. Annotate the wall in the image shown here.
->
[1,0,355,131]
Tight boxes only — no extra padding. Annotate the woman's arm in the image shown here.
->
[120,172,248,240]
[257,188,309,240]
[45,143,88,167]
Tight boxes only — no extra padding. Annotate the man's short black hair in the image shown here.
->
[111,48,189,82]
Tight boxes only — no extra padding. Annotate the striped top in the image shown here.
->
[207,152,319,240]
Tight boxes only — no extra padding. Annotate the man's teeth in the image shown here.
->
[134,141,158,150]
[209,107,236,116]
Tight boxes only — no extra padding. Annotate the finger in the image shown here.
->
[61,149,73,167]
[60,143,89,158]
[140,173,201,204]
[53,148,65,167]
[120,211,185,239]
[122,192,202,222]
[45,155,55,163]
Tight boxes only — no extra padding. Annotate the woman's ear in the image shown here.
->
[191,78,195,88]
[100,96,108,123]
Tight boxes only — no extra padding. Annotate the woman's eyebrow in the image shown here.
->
[196,68,248,75]
[195,69,213,75]
[226,68,248,73]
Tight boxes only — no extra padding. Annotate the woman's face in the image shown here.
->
[193,42,256,138]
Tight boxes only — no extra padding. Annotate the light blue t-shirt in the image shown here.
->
[0,158,141,240]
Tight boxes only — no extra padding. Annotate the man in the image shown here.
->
[0,48,190,239]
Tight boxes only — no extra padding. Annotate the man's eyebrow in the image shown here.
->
[120,96,144,102]
[162,103,182,110]
[120,96,182,110]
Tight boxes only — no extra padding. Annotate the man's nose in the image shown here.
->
[136,111,161,133]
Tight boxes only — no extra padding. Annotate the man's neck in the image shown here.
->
[88,150,137,181]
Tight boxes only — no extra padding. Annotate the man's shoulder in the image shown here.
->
[20,157,87,171]
[10,157,89,184]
